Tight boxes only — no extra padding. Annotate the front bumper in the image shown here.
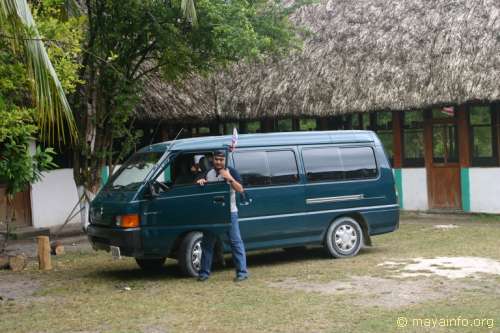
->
[87,224,143,257]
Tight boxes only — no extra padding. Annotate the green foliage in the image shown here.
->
[0,0,80,196]
[33,2,86,94]
[74,0,305,188]
[0,0,81,143]
[0,106,57,198]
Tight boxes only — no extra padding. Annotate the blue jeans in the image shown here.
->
[199,212,248,278]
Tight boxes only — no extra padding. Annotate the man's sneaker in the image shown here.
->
[233,275,248,282]
[197,275,209,282]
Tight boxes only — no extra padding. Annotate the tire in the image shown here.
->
[178,231,203,277]
[135,258,166,271]
[324,216,363,258]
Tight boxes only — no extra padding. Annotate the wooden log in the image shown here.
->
[9,254,27,272]
[0,255,9,269]
[51,241,65,256]
[37,236,52,270]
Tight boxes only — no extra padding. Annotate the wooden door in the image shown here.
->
[424,109,462,209]
[0,185,32,227]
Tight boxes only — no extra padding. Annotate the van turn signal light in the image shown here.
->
[116,214,140,228]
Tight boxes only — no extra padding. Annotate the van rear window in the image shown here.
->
[303,147,377,182]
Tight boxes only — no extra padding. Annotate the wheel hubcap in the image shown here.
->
[192,240,202,271]
[334,224,358,252]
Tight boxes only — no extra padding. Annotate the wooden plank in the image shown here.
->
[392,111,403,168]
[457,105,470,167]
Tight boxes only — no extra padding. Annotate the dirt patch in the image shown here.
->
[0,274,40,301]
[380,257,500,279]
[433,224,459,229]
[268,276,471,309]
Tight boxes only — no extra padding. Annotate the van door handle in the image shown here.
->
[213,196,225,205]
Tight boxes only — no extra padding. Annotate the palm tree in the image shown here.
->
[0,0,78,144]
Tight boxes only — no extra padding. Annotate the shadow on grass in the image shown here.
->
[87,246,380,282]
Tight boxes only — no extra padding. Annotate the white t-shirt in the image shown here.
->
[206,169,238,213]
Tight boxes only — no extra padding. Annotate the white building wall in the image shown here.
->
[30,168,80,228]
[469,168,500,214]
[402,168,428,211]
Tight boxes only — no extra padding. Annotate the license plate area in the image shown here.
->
[110,245,121,260]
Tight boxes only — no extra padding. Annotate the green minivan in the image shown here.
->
[87,130,399,276]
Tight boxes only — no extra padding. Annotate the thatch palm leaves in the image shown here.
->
[0,0,78,144]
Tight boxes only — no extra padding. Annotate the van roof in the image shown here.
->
[140,130,377,153]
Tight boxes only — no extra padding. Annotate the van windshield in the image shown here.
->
[107,152,163,192]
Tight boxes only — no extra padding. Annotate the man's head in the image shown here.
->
[213,150,226,170]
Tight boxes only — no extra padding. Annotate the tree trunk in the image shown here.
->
[36,236,52,271]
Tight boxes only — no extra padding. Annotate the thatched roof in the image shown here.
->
[137,0,500,123]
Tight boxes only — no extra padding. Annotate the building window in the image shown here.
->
[246,121,261,133]
[350,114,360,129]
[347,113,371,130]
[224,122,239,134]
[300,118,317,131]
[469,105,497,166]
[402,112,424,167]
[277,119,292,132]
[373,112,393,163]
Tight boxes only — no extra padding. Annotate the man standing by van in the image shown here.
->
[196,150,249,282]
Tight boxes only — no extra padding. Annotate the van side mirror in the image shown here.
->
[144,180,171,199]
[144,181,160,199]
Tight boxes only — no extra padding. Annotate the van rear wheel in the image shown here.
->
[135,258,166,271]
[325,217,363,258]
[178,231,203,277]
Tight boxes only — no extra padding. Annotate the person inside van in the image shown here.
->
[190,155,206,181]
[196,150,248,282]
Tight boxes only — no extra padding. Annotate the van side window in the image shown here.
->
[303,146,378,182]
[267,150,299,185]
[158,152,214,187]
[233,151,270,186]
[233,150,299,187]
[341,147,377,179]
[303,147,343,182]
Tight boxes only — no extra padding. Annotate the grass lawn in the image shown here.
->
[1,215,500,333]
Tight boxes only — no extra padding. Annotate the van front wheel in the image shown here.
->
[178,232,203,277]
[325,217,363,258]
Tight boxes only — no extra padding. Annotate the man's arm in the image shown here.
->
[219,168,244,193]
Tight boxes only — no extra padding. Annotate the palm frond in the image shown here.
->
[0,0,78,144]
